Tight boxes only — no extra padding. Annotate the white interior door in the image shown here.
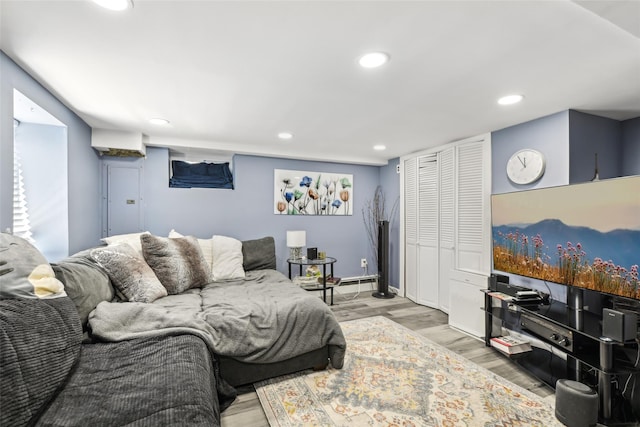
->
[405,243,418,301]
[417,156,438,307]
[106,164,143,236]
[404,157,418,302]
[456,142,487,273]
[438,148,454,313]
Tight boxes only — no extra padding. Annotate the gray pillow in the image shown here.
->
[141,234,211,294]
[0,233,66,299]
[90,244,167,303]
[242,236,276,271]
[51,253,114,329]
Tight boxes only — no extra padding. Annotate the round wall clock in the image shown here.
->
[506,149,546,185]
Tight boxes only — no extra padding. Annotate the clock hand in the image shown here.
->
[517,155,525,167]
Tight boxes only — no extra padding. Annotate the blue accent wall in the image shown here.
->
[569,110,622,182]
[138,147,383,279]
[490,110,638,303]
[0,51,101,255]
[622,117,640,176]
[491,111,570,194]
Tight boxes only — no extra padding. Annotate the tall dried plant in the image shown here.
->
[362,186,399,268]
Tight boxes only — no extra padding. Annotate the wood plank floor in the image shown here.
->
[220,292,555,427]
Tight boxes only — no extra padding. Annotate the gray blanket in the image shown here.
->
[35,335,233,427]
[89,270,346,368]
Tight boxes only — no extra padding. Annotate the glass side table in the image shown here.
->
[287,257,337,305]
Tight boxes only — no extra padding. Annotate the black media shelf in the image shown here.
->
[483,289,640,425]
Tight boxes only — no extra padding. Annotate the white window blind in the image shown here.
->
[13,143,34,243]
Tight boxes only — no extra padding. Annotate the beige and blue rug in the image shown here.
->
[255,316,561,426]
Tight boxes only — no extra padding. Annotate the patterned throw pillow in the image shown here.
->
[168,229,214,279]
[0,233,66,299]
[90,244,167,303]
[141,234,211,294]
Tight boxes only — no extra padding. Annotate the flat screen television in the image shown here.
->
[491,175,640,301]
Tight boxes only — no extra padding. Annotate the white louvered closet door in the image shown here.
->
[448,138,491,338]
[404,157,418,302]
[456,142,486,272]
[400,134,491,327]
[417,155,439,308]
[438,148,455,313]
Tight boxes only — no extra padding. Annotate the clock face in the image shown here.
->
[506,149,545,185]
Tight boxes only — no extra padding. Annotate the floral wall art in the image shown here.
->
[274,169,353,215]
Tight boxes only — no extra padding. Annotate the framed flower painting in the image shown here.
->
[274,169,353,215]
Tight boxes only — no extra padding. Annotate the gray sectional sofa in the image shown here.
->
[0,232,346,426]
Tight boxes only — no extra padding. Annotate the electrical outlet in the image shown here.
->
[361,258,367,268]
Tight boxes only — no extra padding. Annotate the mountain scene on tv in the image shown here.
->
[491,177,640,300]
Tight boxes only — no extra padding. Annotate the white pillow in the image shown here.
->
[168,229,214,278]
[211,235,245,281]
[101,231,150,258]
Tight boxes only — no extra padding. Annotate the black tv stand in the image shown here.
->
[483,290,639,425]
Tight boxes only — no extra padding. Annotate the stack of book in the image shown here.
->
[490,335,532,356]
[487,291,514,301]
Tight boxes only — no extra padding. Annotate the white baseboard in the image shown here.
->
[335,281,375,294]
[339,274,378,285]
[306,275,400,299]
[333,278,400,296]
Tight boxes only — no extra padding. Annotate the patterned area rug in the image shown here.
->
[255,316,561,427]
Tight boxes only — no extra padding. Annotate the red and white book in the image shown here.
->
[490,336,532,355]
[487,291,514,301]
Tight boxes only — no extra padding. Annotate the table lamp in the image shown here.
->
[286,230,306,260]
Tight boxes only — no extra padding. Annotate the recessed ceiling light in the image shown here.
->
[149,118,170,126]
[278,132,293,140]
[373,144,386,151]
[359,52,390,69]
[498,94,524,105]
[92,0,133,11]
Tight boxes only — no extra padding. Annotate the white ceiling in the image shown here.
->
[2,0,639,166]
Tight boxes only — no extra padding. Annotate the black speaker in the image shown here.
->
[555,379,599,427]
[373,220,394,299]
[306,247,318,260]
[488,273,509,291]
[603,308,638,342]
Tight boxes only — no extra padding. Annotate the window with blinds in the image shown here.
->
[12,126,34,244]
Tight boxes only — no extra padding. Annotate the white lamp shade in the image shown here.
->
[286,230,306,248]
